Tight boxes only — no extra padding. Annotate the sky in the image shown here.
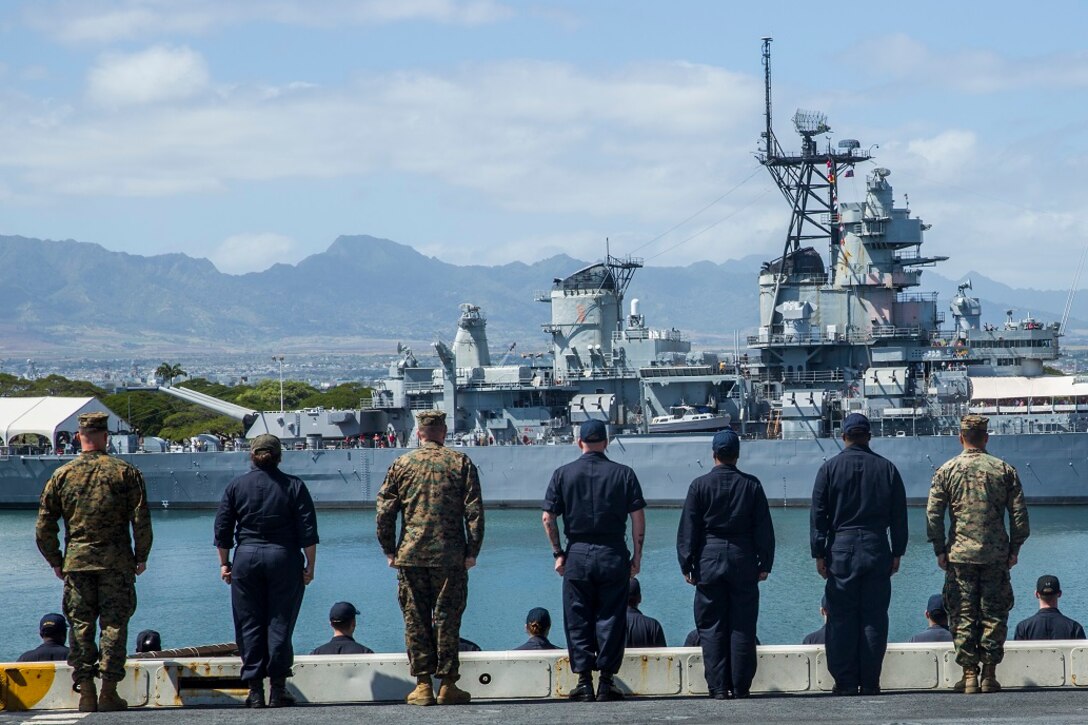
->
[1,1,1087,288]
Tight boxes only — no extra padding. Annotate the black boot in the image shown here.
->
[596,674,624,702]
[568,673,595,702]
[245,680,266,708]
[268,676,296,707]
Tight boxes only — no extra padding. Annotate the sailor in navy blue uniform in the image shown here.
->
[214,434,319,708]
[907,594,953,643]
[810,413,908,696]
[1014,575,1086,641]
[311,602,374,654]
[801,597,829,645]
[542,419,646,702]
[514,607,560,650]
[626,578,667,647]
[17,613,70,662]
[677,429,774,699]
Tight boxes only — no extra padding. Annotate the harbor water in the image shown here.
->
[3,506,1086,662]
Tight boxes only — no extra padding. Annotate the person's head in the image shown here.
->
[959,414,989,450]
[39,613,67,645]
[250,434,282,470]
[711,428,740,465]
[416,410,448,444]
[841,413,871,446]
[77,412,110,452]
[819,595,829,623]
[925,594,948,628]
[628,577,642,608]
[525,607,552,639]
[1035,575,1062,609]
[329,601,360,636]
[135,629,162,653]
[578,420,608,453]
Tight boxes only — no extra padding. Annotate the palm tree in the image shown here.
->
[155,362,187,385]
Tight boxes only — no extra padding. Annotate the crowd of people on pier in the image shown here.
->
[25,409,1088,711]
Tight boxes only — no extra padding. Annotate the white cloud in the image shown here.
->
[30,0,513,43]
[209,232,300,274]
[87,45,210,107]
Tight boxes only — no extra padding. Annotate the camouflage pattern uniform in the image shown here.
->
[35,412,153,686]
[926,415,1029,667]
[376,410,484,678]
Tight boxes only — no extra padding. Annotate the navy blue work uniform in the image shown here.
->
[543,451,645,675]
[677,463,775,697]
[802,626,826,645]
[811,443,907,693]
[514,635,559,650]
[310,636,374,655]
[17,641,70,662]
[214,467,319,683]
[626,607,667,647]
[1014,609,1086,640]
[908,625,953,643]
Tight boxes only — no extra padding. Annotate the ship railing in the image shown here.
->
[403,382,440,394]
[872,325,924,339]
[781,370,844,383]
[639,365,717,378]
[896,292,938,304]
[614,328,687,343]
[747,330,867,346]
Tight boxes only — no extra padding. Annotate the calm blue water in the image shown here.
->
[2,507,1086,661]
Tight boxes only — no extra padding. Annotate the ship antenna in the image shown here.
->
[1060,243,1088,335]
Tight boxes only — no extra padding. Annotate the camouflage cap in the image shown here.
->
[250,433,282,453]
[78,411,109,431]
[416,409,446,427]
[960,414,989,432]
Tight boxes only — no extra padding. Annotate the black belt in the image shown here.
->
[568,535,625,545]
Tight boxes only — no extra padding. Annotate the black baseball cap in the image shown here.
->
[330,601,361,622]
[1037,575,1061,595]
[135,629,161,653]
[712,429,740,457]
[39,613,67,636]
[580,420,608,443]
[842,413,871,436]
[926,594,945,615]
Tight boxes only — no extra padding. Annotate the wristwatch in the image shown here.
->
[553,550,565,559]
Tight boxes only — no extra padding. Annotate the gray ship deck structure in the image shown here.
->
[1,39,1085,508]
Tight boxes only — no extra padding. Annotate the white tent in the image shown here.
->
[0,397,126,446]
[970,376,1088,402]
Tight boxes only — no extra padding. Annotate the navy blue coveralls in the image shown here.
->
[810,444,907,692]
[677,463,775,696]
[543,451,645,675]
[1014,609,1086,640]
[214,467,319,683]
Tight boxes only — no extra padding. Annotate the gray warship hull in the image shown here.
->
[1,432,1085,509]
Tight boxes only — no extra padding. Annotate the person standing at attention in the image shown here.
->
[36,411,153,713]
[377,409,484,707]
[677,429,774,700]
[811,413,907,696]
[214,433,319,708]
[927,414,1029,694]
[542,419,646,702]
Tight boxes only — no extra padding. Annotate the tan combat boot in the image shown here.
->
[437,675,472,705]
[406,676,437,706]
[98,679,128,711]
[980,664,1001,693]
[955,665,979,694]
[76,680,97,713]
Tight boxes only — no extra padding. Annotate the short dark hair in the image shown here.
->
[961,427,987,446]
[843,430,871,444]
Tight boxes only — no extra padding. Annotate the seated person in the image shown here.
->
[311,602,374,654]
[684,629,700,647]
[1014,575,1086,641]
[801,596,829,645]
[458,638,482,652]
[17,613,70,662]
[626,578,667,647]
[908,595,952,643]
[135,629,163,653]
[514,607,559,650]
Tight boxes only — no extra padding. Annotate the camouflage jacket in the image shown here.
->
[376,441,484,567]
[36,451,153,572]
[926,448,1029,565]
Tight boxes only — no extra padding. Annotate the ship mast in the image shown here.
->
[758,38,870,314]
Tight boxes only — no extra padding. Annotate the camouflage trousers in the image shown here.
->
[943,563,1013,667]
[397,566,468,678]
[63,569,136,684]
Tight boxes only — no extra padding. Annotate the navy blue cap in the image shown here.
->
[842,413,871,436]
[712,428,740,457]
[526,607,551,628]
[329,601,360,622]
[1037,575,1061,595]
[580,419,608,443]
[135,629,161,653]
[926,594,945,615]
[39,613,66,636]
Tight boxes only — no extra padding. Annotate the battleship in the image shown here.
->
[1,39,1086,508]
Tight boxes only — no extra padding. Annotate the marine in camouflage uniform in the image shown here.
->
[376,409,484,706]
[926,414,1029,693]
[35,411,153,711]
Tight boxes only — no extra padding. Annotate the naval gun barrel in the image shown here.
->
[154,385,258,422]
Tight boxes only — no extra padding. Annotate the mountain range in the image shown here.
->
[0,234,1083,355]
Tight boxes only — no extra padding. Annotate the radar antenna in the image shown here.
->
[758,37,871,312]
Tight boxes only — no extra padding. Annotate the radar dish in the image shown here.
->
[873,167,891,178]
[792,109,830,136]
[838,139,860,149]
